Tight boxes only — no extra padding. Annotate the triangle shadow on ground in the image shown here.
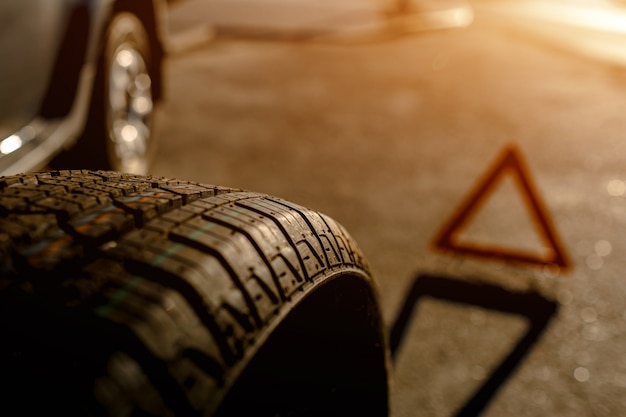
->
[389,274,559,417]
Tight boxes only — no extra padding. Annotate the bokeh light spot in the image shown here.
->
[586,254,603,270]
[594,240,612,256]
[607,179,625,196]
[580,307,597,323]
[574,366,590,382]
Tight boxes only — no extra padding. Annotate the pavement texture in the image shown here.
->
[153,1,626,416]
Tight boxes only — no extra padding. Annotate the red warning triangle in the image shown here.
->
[433,146,569,268]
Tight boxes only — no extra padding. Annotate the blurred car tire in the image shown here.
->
[53,11,158,174]
[0,171,390,416]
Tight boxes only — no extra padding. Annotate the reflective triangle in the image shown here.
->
[433,146,570,268]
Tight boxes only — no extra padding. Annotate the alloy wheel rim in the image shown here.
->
[108,43,153,174]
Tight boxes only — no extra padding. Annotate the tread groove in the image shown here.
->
[269,198,335,268]
[200,210,290,302]
[182,348,226,383]
[167,224,264,329]
[98,320,202,417]
[274,253,306,286]
[117,256,240,366]
[235,200,312,282]
[250,273,281,305]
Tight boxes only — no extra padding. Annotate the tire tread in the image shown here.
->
[0,171,376,416]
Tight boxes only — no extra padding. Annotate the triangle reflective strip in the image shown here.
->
[433,146,570,268]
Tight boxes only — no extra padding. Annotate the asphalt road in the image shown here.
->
[151,2,626,415]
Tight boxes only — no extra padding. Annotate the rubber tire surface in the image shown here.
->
[0,171,389,417]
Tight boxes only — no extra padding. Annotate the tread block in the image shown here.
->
[170,216,281,322]
[20,230,80,270]
[202,203,306,291]
[93,277,229,409]
[0,213,60,245]
[235,198,315,242]
[62,193,100,210]
[0,175,26,188]
[295,239,326,276]
[15,184,69,197]
[159,184,219,204]
[270,251,305,297]
[291,206,343,258]
[320,213,366,268]
[181,201,216,215]
[108,236,254,362]
[161,208,198,225]
[171,356,222,411]
[236,200,318,251]
[95,275,225,370]
[240,198,332,270]
[33,197,83,218]
[0,188,47,203]
[114,190,184,224]
[97,285,184,358]
[275,199,352,267]
[0,196,29,212]
[204,192,259,206]
[145,217,177,235]
[73,188,114,205]
[81,183,138,198]
[69,205,136,244]
[97,353,174,417]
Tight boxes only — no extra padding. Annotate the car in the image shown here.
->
[0,0,167,175]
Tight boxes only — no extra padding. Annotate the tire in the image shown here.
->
[0,171,390,417]
[53,11,158,175]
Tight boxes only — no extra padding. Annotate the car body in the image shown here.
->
[0,0,167,175]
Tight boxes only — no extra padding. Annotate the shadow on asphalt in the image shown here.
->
[390,275,559,417]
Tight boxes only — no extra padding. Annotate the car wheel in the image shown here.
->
[53,12,158,174]
[0,171,390,416]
